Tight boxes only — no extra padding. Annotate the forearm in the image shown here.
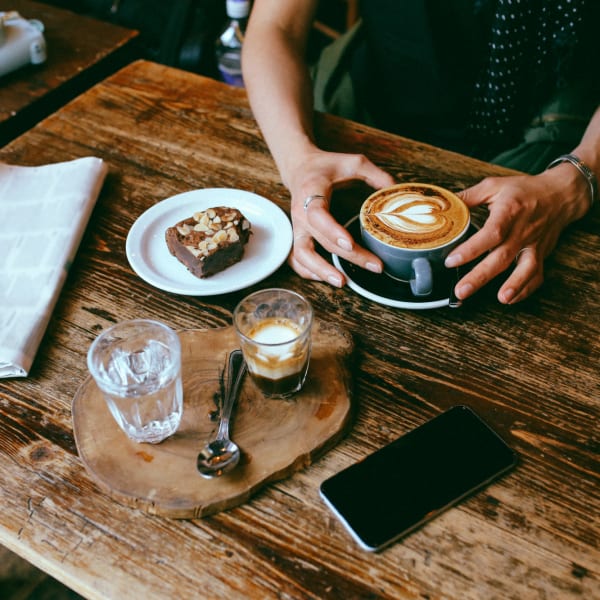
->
[573,105,600,177]
[242,0,319,188]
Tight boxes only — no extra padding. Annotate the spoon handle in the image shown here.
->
[216,349,246,440]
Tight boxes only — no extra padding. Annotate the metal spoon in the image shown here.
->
[197,349,246,478]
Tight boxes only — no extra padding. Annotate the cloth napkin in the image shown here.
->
[0,157,108,378]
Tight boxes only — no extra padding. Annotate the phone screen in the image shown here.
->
[319,405,517,551]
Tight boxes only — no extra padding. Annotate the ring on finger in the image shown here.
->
[293,233,312,242]
[303,194,326,212]
[515,246,534,263]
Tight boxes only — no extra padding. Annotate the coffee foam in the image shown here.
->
[360,184,469,250]
[243,317,309,380]
[249,321,301,345]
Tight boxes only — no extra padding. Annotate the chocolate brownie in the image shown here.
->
[165,206,251,278]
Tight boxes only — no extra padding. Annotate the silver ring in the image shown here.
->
[515,246,534,262]
[303,194,326,212]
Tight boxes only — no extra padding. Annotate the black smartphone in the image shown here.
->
[319,405,517,552]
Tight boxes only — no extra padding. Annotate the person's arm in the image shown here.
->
[242,0,317,181]
[243,0,393,286]
[446,106,600,304]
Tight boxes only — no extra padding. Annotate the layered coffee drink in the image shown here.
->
[241,317,310,397]
[234,288,313,399]
[360,183,469,250]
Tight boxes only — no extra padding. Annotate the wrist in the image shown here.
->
[541,160,593,222]
[545,153,598,212]
[277,137,321,189]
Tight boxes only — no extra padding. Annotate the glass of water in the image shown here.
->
[87,319,183,444]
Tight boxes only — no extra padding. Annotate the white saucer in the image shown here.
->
[332,216,472,310]
[126,188,292,296]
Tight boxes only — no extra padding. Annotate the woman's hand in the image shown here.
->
[284,147,395,286]
[445,163,591,304]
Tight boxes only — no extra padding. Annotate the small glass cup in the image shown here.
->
[87,319,183,444]
[233,288,313,399]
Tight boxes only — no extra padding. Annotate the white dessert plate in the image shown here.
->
[332,216,477,310]
[126,188,292,296]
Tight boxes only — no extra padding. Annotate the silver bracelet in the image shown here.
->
[546,153,598,210]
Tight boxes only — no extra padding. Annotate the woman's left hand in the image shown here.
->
[445,165,591,304]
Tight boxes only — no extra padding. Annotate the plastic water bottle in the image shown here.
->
[216,0,250,87]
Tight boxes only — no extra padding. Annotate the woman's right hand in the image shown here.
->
[283,147,395,286]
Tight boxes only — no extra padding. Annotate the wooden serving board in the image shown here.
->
[72,321,353,518]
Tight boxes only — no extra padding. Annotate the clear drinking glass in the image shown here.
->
[233,288,313,398]
[87,319,183,444]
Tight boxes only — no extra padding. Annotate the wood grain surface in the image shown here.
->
[0,60,598,600]
[0,0,138,144]
[72,322,353,518]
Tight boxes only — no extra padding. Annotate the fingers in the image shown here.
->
[497,247,544,304]
[352,155,396,189]
[450,175,561,304]
[288,233,346,287]
[303,196,351,251]
[445,202,517,300]
[452,241,544,304]
[291,201,383,286]
[305,198,382,264]
[446,207,514,270]
[284,152,392,287]
[289,229,382,288]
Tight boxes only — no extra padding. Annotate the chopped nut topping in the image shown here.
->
[166,206,252,278]
[185,245,202,257]
[213,229,227,243]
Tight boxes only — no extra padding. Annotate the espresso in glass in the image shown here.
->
[234,289,313,399]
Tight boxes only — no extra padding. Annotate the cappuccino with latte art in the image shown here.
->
[360,183,469,250]
[359,183,471,297]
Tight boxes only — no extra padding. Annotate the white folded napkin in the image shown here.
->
[0,157,108,378]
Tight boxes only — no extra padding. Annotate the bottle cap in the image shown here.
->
[226,0,249,19]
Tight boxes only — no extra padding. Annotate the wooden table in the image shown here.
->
[0,0,138,146]
[0,59,598,599]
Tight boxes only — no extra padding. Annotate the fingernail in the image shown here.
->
[337,238,353,252]
[445,253,461,268]
[366,261,382,273]
[456,283,473,299]
[328,275,343,287]
[499,288,514,304]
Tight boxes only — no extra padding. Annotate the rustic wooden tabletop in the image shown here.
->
[0,60,598,599]
[0,0,138,145]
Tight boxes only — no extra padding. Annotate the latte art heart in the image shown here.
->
[360,184,470,250]
[376,193,452,235]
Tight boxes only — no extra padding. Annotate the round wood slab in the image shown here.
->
[72,321,353,518]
